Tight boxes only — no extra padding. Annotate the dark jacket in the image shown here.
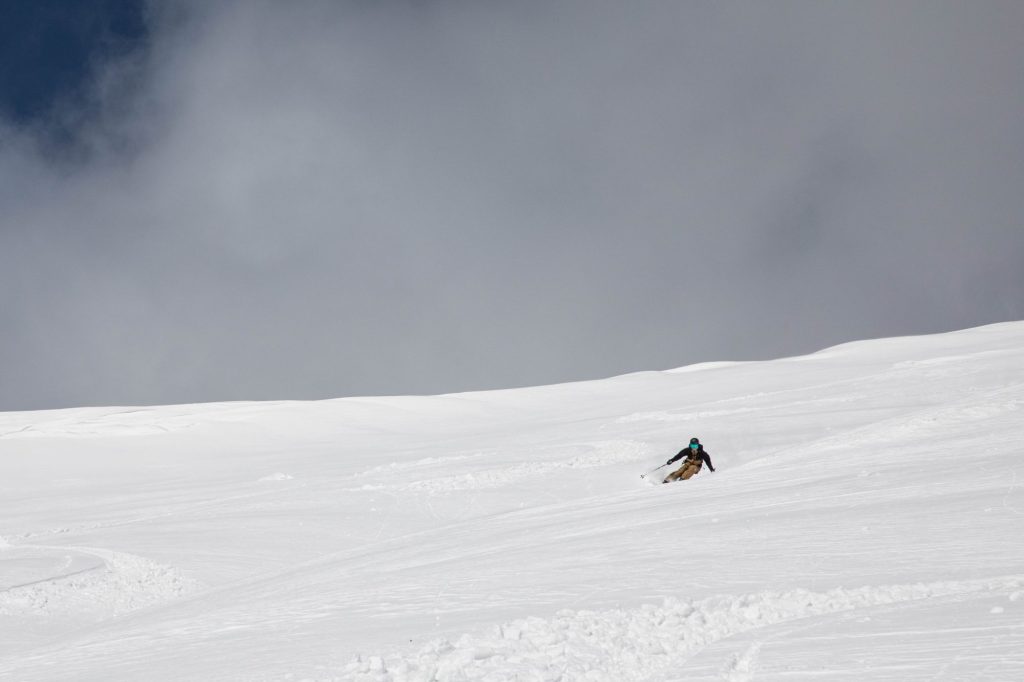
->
[667,446,715,471]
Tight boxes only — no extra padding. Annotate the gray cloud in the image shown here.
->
[2,0,1023,410]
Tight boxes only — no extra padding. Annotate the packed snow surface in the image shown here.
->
[1,322,1022,680]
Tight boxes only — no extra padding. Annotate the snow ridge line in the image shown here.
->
[342,575,1023,681]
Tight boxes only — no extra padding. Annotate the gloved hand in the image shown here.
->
[666,460,673,466]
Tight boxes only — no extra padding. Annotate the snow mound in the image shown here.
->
[342,575,1022,681]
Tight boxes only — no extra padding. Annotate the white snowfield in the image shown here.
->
[1,323,1022,681]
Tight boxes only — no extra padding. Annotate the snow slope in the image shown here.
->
[0,322,1022,681]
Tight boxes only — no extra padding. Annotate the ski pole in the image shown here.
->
[640,463,669,479]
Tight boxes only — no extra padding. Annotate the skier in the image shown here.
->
[663,437,715,483]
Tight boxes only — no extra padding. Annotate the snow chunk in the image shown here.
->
[259,472,294,482]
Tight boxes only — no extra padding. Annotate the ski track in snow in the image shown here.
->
[0,409,198,439]
[613,395,860,426]
[347,441,653,494]
[12,479,312,542]
[342,575,1024,681]
[0,544,199,619]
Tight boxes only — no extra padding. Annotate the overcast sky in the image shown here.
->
[1,1,1022,411]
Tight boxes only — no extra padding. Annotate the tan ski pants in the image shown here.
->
[664,460,702,483]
